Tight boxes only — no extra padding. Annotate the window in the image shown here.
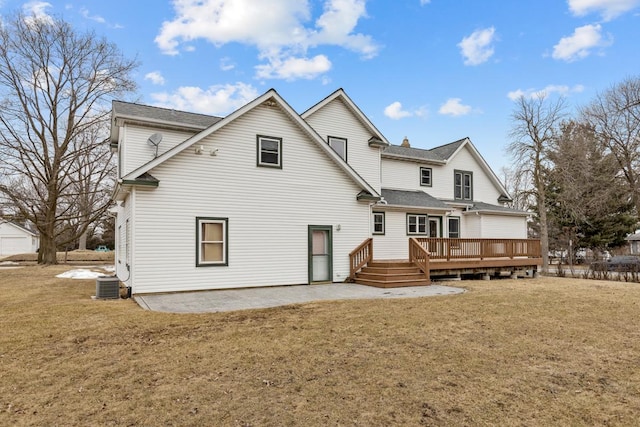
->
[420,167,432,187]
[257,135,282,168]
[407,214,428,235]
[328,136,347,161]
[448,217,460,238]
[454,170,473,200]
[196,217,228,266]
[372,212,385,235]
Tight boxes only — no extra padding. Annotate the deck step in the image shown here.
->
[354,260,430,288]
[353,278,430,288]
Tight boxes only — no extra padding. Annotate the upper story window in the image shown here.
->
[328,136,347,161]
[257,135,282,168]
[454,170,473,200]
[372,212,385,235]
[420,167,432,187]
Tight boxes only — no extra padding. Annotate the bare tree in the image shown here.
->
[63,121,115,250]
[507,94,567,273]
[581,76,640,218]
[0,13,137,264]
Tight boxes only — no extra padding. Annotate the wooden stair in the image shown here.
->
[353,261,430,288]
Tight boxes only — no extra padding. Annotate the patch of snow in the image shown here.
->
[0,261,20,266]
[56,269,113,280]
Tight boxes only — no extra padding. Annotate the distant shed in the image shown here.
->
[0,220,39,257]
[627,232,640,255]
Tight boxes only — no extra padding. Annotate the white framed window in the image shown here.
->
[420,167,432,187]
[197,217,228,267]
[328,136,347,161]
[448,217,460,238]
[407,214,428,235]
[257,135,282,168]
[454,170,473,200]
[372,212,385,235]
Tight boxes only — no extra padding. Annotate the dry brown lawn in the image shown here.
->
[1,267,639,426]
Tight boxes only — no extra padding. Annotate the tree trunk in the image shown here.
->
[38,233,58,265]
[78,230,87,251]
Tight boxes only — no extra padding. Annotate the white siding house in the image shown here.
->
[110,88,529,294]
[0,221,39,257]
[374,138,528,259]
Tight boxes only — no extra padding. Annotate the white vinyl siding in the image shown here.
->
[126,103,370,294]
[304,98,381,192]
[119,125,198,178]
[372,210,411,259]
[382,146,502,203]
[477,215,527,239]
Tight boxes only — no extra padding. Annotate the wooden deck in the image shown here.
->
[349,238,542,287]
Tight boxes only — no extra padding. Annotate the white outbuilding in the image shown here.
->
[0,220,39,257]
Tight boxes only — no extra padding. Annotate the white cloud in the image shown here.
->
[220,57,235,71]
[438,98,472,116]
[568,0,640,21]
[22,1,53,23]
[384,102,411,119]
[144,71,166,86]
[458,27,496,66]
[255,55,331,80]
[79,7,106,24]
[383,101,428,120]
[155,0,378,80]
[507,84,585,101]
[552,24,612,62]
[420,0,431,4]
[149,82,259,116]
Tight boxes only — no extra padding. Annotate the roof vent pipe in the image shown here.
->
[401,136,410,147]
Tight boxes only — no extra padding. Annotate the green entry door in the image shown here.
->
[308,226,333,283]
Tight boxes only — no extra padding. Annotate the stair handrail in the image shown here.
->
[349,238,373,280]
[409,238,431,283]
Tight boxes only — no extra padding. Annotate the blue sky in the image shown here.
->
[2,0,639,171]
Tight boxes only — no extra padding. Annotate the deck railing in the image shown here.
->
[414,238,541,261]
[349,238,373,279]
[409,238,431,283]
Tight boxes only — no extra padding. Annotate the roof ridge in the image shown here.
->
[113,100,223,119]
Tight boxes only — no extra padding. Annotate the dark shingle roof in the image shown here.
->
[467,201,528,215]
[112,101,222,129]
[382,138,467,163]
[381,189,449,210]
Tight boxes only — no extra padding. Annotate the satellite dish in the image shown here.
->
[147,133,163,157]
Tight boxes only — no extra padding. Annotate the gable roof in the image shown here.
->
[0,220,38,236]
[380,189,450,211]
[627,232,640,241]
[110,101,223,147]
[117,89,379,198]
[382,138,466,164]
[301,88,390,147]
[383,137,511,201]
